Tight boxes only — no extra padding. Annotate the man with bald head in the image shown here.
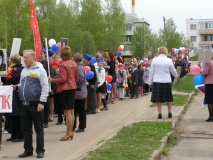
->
[15,50,49,159]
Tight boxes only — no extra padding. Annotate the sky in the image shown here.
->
[120,0,213,34]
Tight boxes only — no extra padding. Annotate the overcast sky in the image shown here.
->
[120,0,213,34]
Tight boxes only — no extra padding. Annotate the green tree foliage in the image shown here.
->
[131,25,152,58]
[81,31,97,54]
[103,0,126,52]
[159,18,183,52]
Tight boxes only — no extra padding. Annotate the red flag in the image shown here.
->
[30,0,41,61]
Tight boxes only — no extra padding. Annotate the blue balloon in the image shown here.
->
[91,57,96,64]
[107,83,112,90]
[86,71,94,80]
[194,74,205,85]
[172,51,175,54]
[142,57,145,61]
[178,49,181,53]
[52,44,59,52]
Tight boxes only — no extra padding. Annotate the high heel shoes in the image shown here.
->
[60,134,74,141]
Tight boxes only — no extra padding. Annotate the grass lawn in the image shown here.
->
[83,122,172,160]
[172,74,195,93]
[150,94,189,107]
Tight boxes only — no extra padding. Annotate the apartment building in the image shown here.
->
[186,18,213,51]
[123,13,150,57]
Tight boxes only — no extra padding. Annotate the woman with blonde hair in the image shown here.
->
[48,46,78,141]
[149,47,177,119]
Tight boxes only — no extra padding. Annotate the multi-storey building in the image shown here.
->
[186,18,213,51]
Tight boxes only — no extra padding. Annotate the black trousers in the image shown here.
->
[131,83,139,98]
[144,83,149,93]
[43,97,49,125]
[74,99,86,130]
[10,116,23,139]
[20,104,45,154]
[86,83,97,113]
[0,113,2,146]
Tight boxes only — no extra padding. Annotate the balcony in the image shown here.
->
[199,29,213,35]
[199,41,213,45]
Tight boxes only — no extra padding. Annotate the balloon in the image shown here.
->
[106,75,113,83]
[188,61,192,65]
[51,44,59,52]
[86,71,94,80]
[178,49,181,53]
[57,42,61,52]
[48,39,56,48]
[141,57,145,61]
[118,47,123,51]
[120,45,124,49]
[144,58,148,62]
[84,66,91,73]
[194,74,205,85]
[107,83,112,90]
[172,48,174,51]
[172,51,175,54]
[190,65,201,75]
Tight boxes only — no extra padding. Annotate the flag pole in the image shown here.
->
[45,38,51,92]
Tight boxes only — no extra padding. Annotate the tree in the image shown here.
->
[81,31,97,54]
[149,33,164,56]
[103,0,126,52]
[159,18,183,52]
[78,0,106,51]
[131,25,152,58]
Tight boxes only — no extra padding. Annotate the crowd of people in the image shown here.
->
[0,46,191,158]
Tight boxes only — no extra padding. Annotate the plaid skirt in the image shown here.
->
[151,82,173,103]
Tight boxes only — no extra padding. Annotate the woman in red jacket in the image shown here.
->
[48,46,78,141]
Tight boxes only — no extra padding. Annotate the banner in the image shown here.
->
[0,49,7,77]
[30,0,41,61]
[10,38,22,58]
[0,86,13,113]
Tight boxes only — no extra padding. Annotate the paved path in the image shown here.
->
[1,92,185,160]
[161,92,213,160]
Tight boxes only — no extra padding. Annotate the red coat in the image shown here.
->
[52,60,78,93]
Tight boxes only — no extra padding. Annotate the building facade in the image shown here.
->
[123,13,150,57]
[186,18,213,51]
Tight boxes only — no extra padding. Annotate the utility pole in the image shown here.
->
[163,16,166,46]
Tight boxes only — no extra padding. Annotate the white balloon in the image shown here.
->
[48,39,56,48]
[120,45,124,49]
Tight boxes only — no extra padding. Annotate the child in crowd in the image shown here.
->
[130,63,139,99]
[116,63,127,100]
[143,62,150,95]
[138,64,144,96]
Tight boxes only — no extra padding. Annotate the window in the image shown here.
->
[126,24,132,31]
[190,24,196,30]
[201,35,213,41]
[190,36,196,42]
[200,21,213,29]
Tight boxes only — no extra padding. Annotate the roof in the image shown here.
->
[125,13,150,25]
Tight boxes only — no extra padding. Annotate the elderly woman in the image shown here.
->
[6,54,24,142]
[149,47,178,119]
[48,46,78,141]
[73,53,87,132]
[201,55,213,122]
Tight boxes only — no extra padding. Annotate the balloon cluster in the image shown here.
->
[106,75,113,93]
[48,39,61,54]
[118,45,124,52]
[190,65,205,85]
[171,47,193,55]
[84,66,95,80]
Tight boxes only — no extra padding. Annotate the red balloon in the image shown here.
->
[57,42,61,52]
[106,75,113,83]
[190,65,201,75]
[84,66,91,73]
[118,47,123,51]
[172,48,174,51]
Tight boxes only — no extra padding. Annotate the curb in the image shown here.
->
[149,92,193,160]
